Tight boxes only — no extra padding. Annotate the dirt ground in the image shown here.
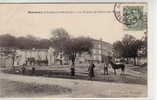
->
[0,64,147,98]
[2,63,147,84]
[0,79,72,98]
[0,73,147,98]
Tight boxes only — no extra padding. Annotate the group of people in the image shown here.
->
[88,60,109,80]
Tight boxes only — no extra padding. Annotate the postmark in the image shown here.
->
[114,3,144,31]
[114,3,124,24]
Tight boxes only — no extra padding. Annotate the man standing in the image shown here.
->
[104,56,110,75]
[104,62,109,75]
[88,61,95,80]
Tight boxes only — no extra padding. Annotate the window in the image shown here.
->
[93,50,95,54]
[99,50,101,54]
[93,56,96,60]
[98,44,101,48]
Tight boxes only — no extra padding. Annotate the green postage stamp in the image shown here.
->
[123,6,144,31]
[114,3,146,31]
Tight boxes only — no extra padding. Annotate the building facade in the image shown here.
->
[14,47,55,66]
[0,47,15,67]
[92,39,112,63]
[75,39,113,64]
[0,39,112,67]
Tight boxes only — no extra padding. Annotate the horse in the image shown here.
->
[109,59,125,75]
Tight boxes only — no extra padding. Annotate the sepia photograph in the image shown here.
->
[0,2,147,98]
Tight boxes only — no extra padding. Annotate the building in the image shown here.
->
[75,39,113,64]
[0,47,15,67]
[92,39,112,63]
[0,39,112,67]
[14,47,55,66]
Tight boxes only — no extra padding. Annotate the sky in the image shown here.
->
[0,3,147,43]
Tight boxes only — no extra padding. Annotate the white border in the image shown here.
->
[150,0,157,100]
[0,0,155,100]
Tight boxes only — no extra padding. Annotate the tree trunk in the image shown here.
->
[12,56,15,66]
[60,60,62,65]
[71,57,75,76]
[12,56,15,71]
[134,57,136,65]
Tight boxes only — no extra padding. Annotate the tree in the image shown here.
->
[0,34,17,47]
[39,39,52,49]
[0,34,52,68]
[50,28,70,65]
[141,32,147,57]
[113,34,143,65]
[64,37,93,64]
[113,41,124,58]
[0,34,17,68]
[50,28,93,76]
[129,39,143,65]
[63,37,93,76]
[51,28,70,51]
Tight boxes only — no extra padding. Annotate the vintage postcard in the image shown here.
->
[0,2,148,98]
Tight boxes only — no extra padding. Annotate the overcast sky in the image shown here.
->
[0,3,147,43]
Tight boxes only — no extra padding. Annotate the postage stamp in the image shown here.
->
[123,6,144,31]
[114,3,145,31]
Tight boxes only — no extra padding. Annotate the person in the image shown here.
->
[104,56,110,75]
[32,67,35,75]
[104,62,108,75]
[21,66,26,75]
[88,61,95,80]
[71,63,75,76]
[104,56,111,75]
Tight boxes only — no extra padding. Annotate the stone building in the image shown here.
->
[75,39,112,64]
[0,47,15,67]
[14,47,55,66]
[0,39,112,67]
[91,39,112,63]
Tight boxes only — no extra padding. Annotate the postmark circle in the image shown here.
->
[113,3,123,24]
